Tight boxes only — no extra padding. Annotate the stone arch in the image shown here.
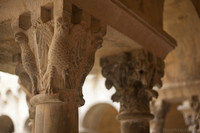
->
[0,115,14,133]
[82,103,120,133]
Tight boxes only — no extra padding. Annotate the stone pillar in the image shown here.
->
[13,1,106,133]
[178,96,200,133]
[100,50,164,133]
[150,100,170,133]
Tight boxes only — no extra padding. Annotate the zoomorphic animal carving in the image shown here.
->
[43,16,89,94]
[43,17,71,94]
[15,32,39,94]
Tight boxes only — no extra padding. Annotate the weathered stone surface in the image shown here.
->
[118,0,164,30]
[100,49,165,133]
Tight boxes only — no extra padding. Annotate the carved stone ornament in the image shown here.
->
[100,49,164,119]
[12,2,106,133]
[12,3,106,106]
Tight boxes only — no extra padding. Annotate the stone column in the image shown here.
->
[13,1,106,133]
[150,100,170,133]
[100,50,164,133]
[178,96,200,133]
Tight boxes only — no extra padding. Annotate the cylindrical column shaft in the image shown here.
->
[121,121,149,133]
[31,90,79,133]
[35,103,78,133]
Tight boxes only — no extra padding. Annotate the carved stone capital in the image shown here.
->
[13,3,106,106]
[13,3,106,132]
[100,49,164,119]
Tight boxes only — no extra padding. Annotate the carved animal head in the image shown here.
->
[15,32,28,44]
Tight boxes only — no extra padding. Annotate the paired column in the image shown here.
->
[100,50,165,133]
[178,96,200,133]
[13,1,106,133]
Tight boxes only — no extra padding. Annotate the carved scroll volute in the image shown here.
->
[100,50,164,114]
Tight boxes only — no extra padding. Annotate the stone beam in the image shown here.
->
[73,0,177,59]
[100,49,165,133]
[0,0,176,59]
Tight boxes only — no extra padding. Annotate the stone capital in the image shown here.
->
[13,3,106,102]
[13,2,106,133]
[100,49,164,119]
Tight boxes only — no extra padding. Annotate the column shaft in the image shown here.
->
[35,103,78,133]
[121,121,149,133]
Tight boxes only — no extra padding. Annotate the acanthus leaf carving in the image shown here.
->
[100,50,164,114]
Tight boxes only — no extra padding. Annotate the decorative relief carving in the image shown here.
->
[100,50,164,114]
[15,32,39,95]
[13,3,106,106]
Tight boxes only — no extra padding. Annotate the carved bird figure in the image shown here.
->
[15,32,39,94]
[42,17,71,94]
[43,16,89,94]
